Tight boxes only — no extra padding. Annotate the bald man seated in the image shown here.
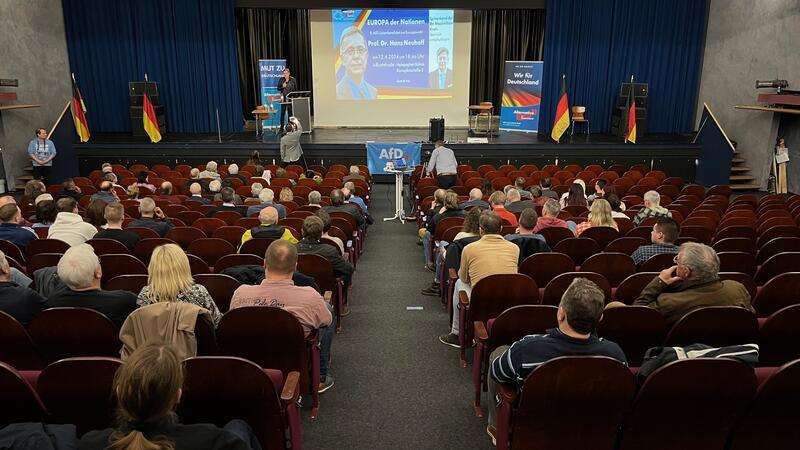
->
[239,206,298,249]
[458,188,490,210]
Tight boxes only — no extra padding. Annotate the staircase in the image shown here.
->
[15,166,34,191]
[729,147,761,191]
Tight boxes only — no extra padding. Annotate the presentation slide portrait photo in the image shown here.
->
[332,9,454,101]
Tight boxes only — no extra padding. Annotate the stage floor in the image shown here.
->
[85,128,696,146]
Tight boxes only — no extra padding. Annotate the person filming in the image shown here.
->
[280,116,303,168]
[277,67,298,131]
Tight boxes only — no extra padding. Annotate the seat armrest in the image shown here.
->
[448,268,458,282]
[459,290,470,307]
[474,321,488,341]
[498,383,518,404]
[281,371,300,402]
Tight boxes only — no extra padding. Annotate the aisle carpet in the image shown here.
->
[301,183,490,449]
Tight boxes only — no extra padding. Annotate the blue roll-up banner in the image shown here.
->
[258,59,287,130]
[366,142,422,175]
[499,61,543,133]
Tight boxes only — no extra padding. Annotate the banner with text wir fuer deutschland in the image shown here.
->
[499,61,543,133]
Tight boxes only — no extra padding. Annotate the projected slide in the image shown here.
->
[332,9,454,100]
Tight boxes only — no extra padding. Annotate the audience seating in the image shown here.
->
[541,272,611,306]
[552,238,601,265]
[105,274,148,295]
[580,253,636,286]
[0,362,47,426]
[663,306,758,347]
[24,239,69,262]
[86,238,129,256]
[0,312,42,370]
[29,308,121,364]
[36,357,121,435]
[194,274,241,313]
[597,306,667,366]
[187,238,236,268]
[296,254,343,332]
[133,238,177,264]
[98,254,148,287]
[518,253,574,288]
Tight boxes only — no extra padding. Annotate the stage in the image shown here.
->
[74,127,700,181]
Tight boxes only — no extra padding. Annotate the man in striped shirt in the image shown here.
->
[486,278,626,442]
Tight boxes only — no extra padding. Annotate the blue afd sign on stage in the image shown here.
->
[366,142,421,175]
[258,59,286,128]
[499,61,543,133]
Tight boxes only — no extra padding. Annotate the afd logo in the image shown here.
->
[379,148,405,159]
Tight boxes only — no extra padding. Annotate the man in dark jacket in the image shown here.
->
[206,187,246,218]
[322,189,365,228]
[296,215,354,286]
[0,250,47,325]
[129,197,173,237]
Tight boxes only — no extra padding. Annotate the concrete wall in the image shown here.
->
[0,0,72,190]
[697,0,800,189]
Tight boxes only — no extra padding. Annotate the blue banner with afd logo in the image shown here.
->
[499,61,543,133]
[366,142,422,175]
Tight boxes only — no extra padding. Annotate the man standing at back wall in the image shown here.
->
[28,128,57,183]
[426,140,458,189]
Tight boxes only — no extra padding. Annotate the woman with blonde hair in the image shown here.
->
[137,244,222,326]
[574,198,618,236]
[126,184,140,200]
[278,187,294,203]
[79,343,256,449]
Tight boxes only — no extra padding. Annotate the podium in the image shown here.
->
[129,81,166,137]
[288,91,312,134]
[384,167,415,223]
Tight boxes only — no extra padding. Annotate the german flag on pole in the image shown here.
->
[142,92,162,143]
[625,83,637,144]
[70,74,90,142]
[551,74,570,143]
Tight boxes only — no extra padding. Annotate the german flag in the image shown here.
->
[142,92,162,143]
[625,85,637,144]
[71,75,90,142]
[551,75,570,143]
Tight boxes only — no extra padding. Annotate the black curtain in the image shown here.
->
[234,8,312,118]
[469,10,546,108]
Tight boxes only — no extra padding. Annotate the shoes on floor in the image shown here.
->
[416,240,423,246]
[421,283,440,296]
[486,425,497,446]
[318,375,335,394]
[424,262,435,272]
[439,333,460,348]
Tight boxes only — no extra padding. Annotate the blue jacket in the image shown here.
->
[0,223,38,248]
[27,138,57,167]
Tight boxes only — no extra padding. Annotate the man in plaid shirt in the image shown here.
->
[633,190,673,225]
[631,217,680,267]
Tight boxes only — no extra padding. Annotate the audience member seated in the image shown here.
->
[250,182,263,198]
[49,197,98,246]
[187,182,211,204]
[79,343,259,449]
[184,168,210,193]
[230,240,335,393]
[574,199,618,236]
[0,195,33,227]
[33,198,57,228]
[631,217,680,267]
[307,190,322,209]
[606,193,628,219]
[0,250,46,326]
[95,203,140,252]
[137,243,222,326]
[152,181,183,204]
[586,179,608,202]
[424,191,465,270]
[343,182,368,214]
[318,209,345,254]
[513,177,532,199]
[100,162,114,178]
[215,181,244,205]
[47,244,138,328]
[105,172,123,189]
[240,206,298,247]
[126,184,139,199]
[504,188,537,213]
[278,187,294,202]
[20,180,45,205]
[530,187,548,207]
[504,208,547,244]
[459,188,490,210]
[560,181,588,208]
[206,188,245,217]
[297,215,354,287]
[489,191,517,226]
[130,198,174,237]
[421,207,482,296]
[342,165,366,183]
[198,160,222,181]
[0,203,37,248]
[91,181,119,203]
[85,199,108,228]
[539,177,559,199]
[608,242,753,325]
[136,171,156,192]
[224,163,247,184]
[486,278,626,442]
[208,179,222,198]
[532,199,569,233]
[322,189,365,228]
[56,178,83,202]
[633,190,672,226]
[246,188,286,218]
[440,212,519,347]
[246,150,262,167]
[420,189,447,270]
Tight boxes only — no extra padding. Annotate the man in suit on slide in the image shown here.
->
[429,47,454,89]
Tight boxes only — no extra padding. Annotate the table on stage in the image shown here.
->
[468,103,494,135]
[251,107,277,136]
[384,167,415,223]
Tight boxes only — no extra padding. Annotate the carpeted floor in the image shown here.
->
[300,183,491,449]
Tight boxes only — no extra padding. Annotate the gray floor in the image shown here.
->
[300,183,490,450]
